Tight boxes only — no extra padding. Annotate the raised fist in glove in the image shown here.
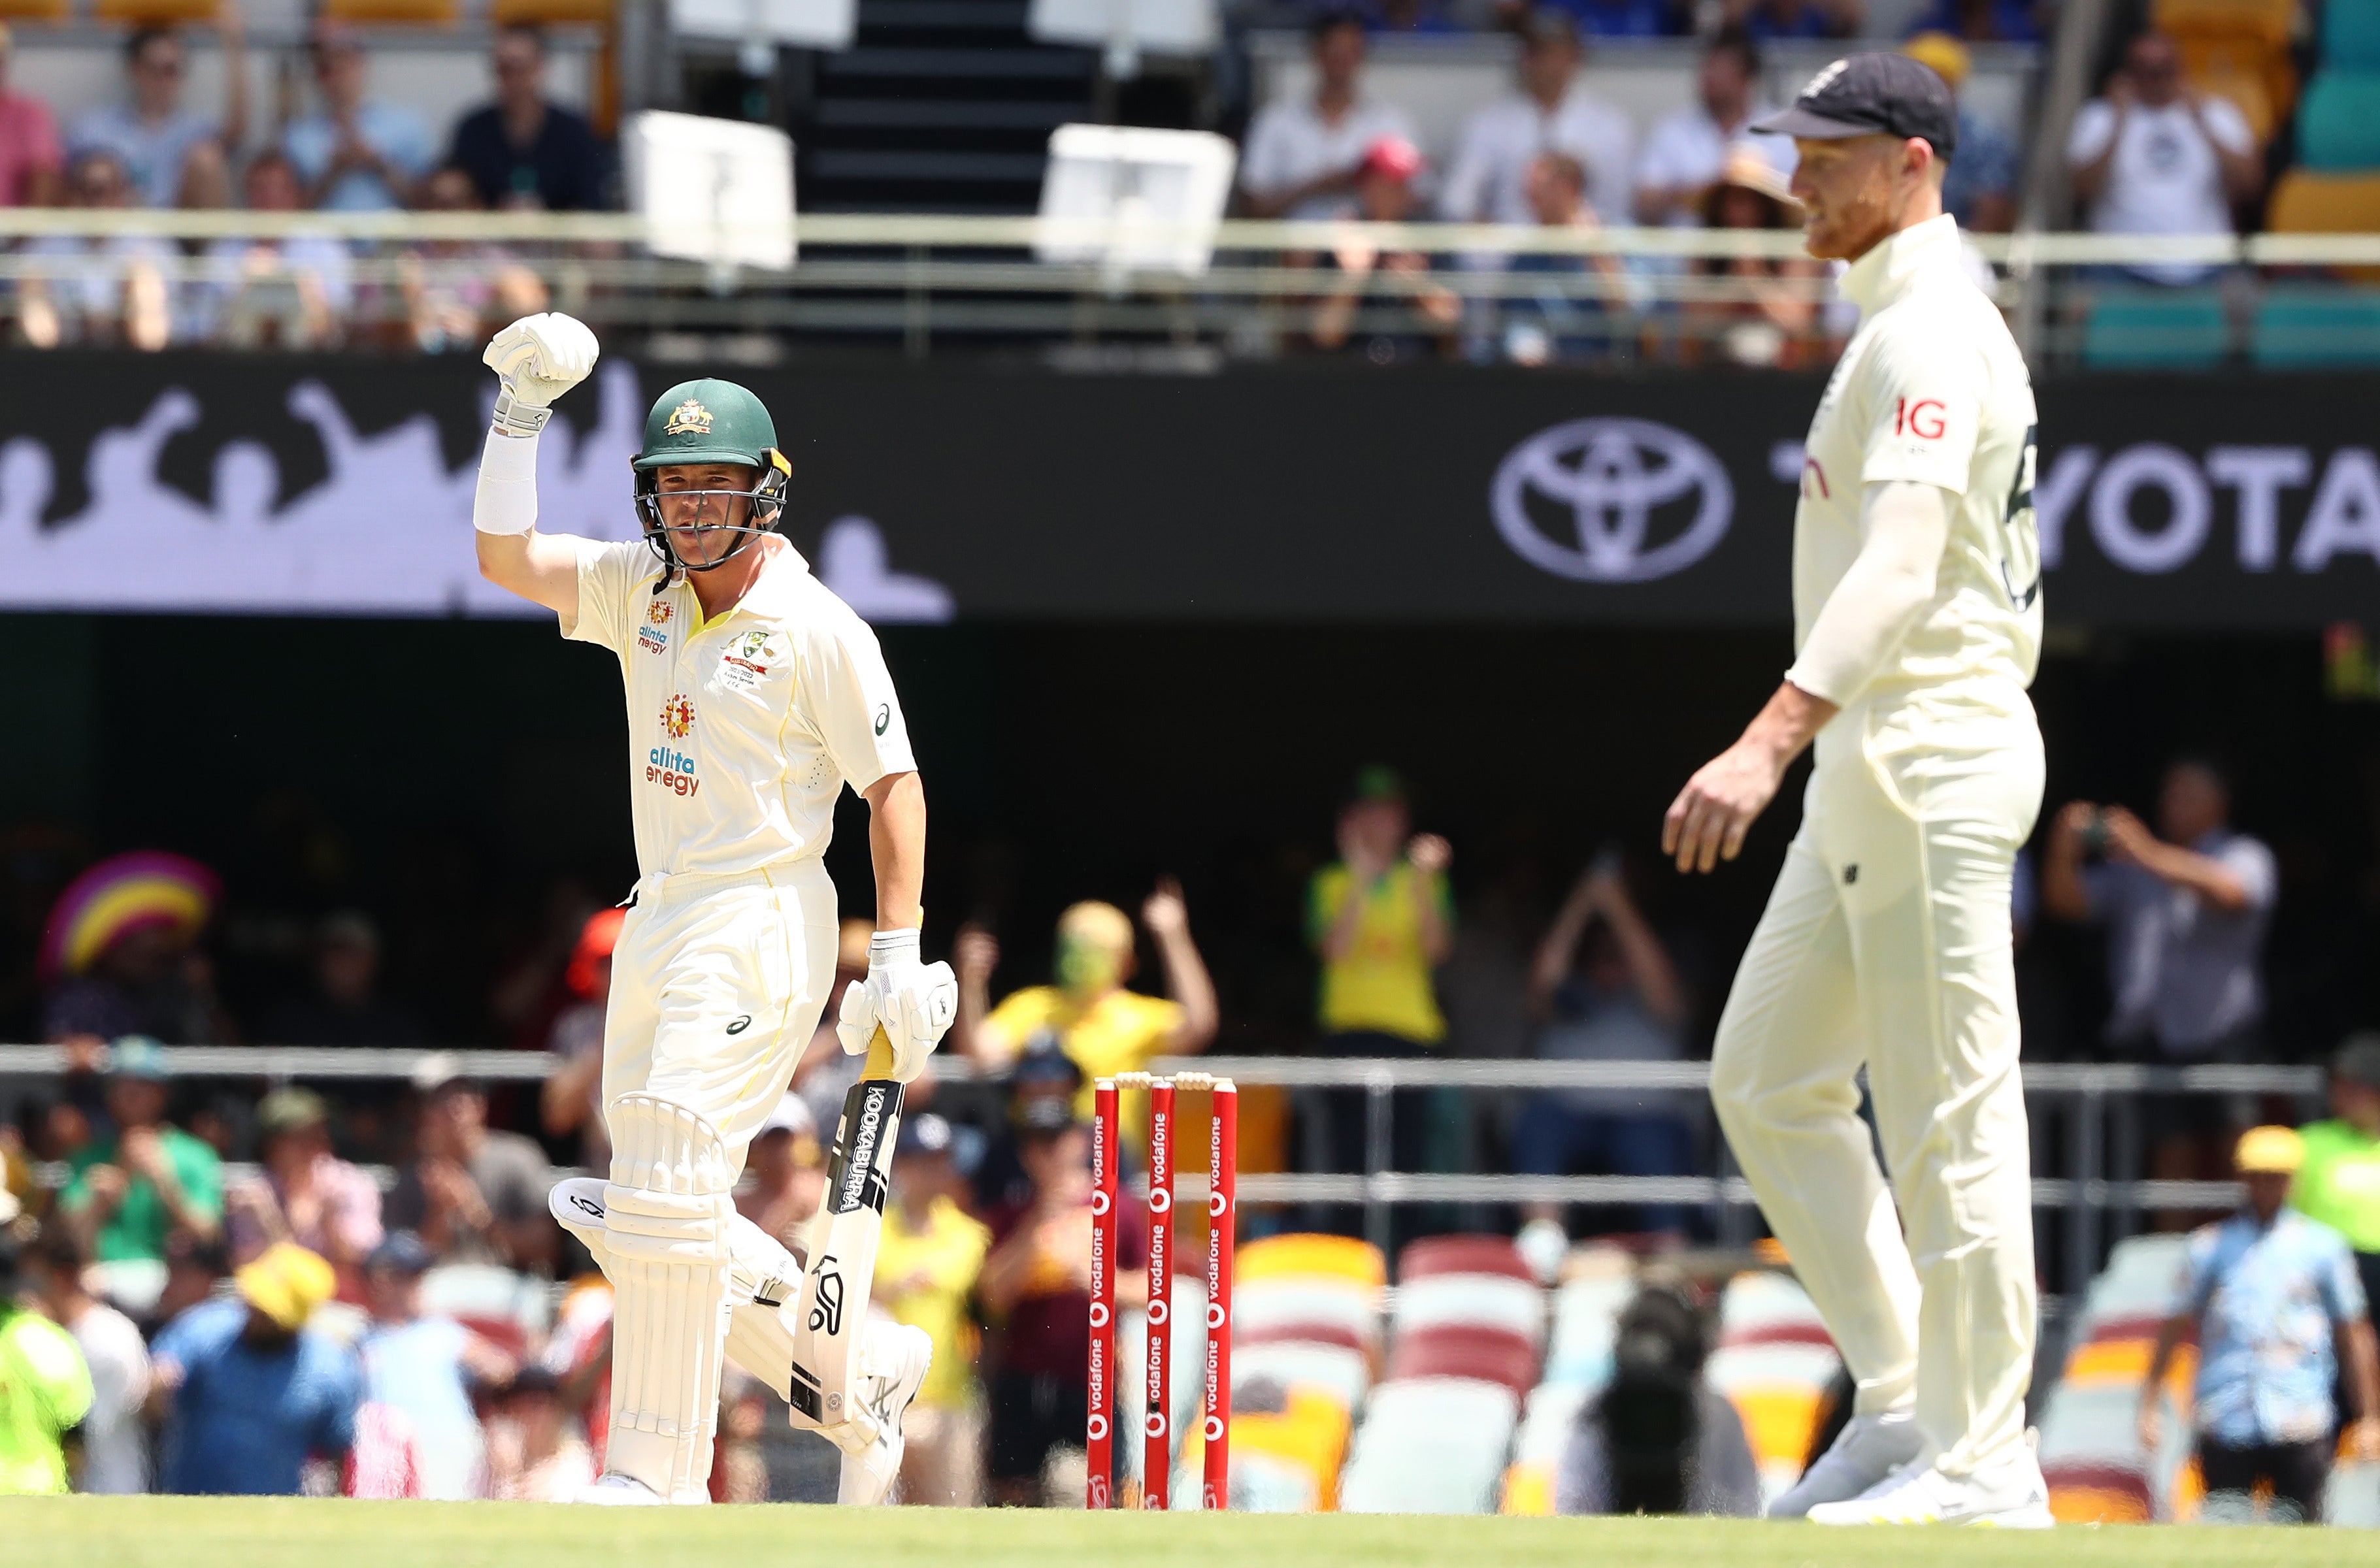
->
[482,312,599,438]
[835,929,957,1083]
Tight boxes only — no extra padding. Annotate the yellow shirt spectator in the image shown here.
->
[982,985,1183,1114]
[874,1192,992,1412]
[1309,860,1453,1045]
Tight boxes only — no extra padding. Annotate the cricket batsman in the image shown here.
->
[471,312,956,1504]
[1662,56,2051,1525]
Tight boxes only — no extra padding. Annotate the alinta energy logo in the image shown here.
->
[648,693,699,796]
[1491,417,1734,584]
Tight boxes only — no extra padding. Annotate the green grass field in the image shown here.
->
[3,1497,2369,1568]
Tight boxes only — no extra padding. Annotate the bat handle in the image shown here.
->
[863,1026,898,1081]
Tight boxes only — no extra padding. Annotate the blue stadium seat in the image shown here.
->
[2251,284,2380,365]
[2323,0,2380,71]
[2081,289,2232,368]
[2296,69,2380,169]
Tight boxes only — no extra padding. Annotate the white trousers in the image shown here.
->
[1710,702,2043,1477]
[603,859,842,1169]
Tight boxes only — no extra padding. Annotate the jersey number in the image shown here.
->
[1999,424,2043,610]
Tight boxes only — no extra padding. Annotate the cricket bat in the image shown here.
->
[786,1028,902,1431]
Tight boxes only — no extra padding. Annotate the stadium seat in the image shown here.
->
[1232,1341,1372,1413]
[0,0,70,22]
[316,0,464,20]
[1398,1233,1534,1282]
[2080,289,2232,369]
[2202,67,2278,143]
[1237,1233,1387,1294]
[1715,1270,1833,1348]
[1341,1377,1520,1514]
[1237,1317,1372,1355]
[2044,1459,2157,1524]
[492,0,611,20]
[1233,1282,1383,1350]
[421,1263,552,1341]
[2297,71,2380,169]
[2252,284,2380,365]
[1704,1339,1843,1501]
[1387,1325,1541,1398]
[1500,1380,1593,1514]
[1225,1383,1351,1511]
[92,0,222,20]
[2156,0,2299,119]
[1542,1275,1633,1389]
[2325,0,2380,71]
[2268,167,2380,231]
[1391,1273,1547,1347]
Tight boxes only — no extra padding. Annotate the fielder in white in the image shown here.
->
[1662,55,2051,1526]
[472,313,957,1505]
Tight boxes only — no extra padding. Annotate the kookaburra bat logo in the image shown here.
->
[810,1262,845,1336]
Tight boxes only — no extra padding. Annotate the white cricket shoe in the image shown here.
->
[577,1473,670,1506]
[1805,1452,2054,1528]
[829,1322,934,1505]
[1765,1408,1921,1518]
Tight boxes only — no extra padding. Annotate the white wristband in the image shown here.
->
[868,929,920,965]
[472,429,540,536]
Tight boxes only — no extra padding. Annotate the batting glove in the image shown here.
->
[835,930,956,1083]
[482,312,599,438]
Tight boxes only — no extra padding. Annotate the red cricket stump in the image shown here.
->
[1142,1079,1177,1510]
[1086,1078,1120,1509]
[1202,1081,1238,1511]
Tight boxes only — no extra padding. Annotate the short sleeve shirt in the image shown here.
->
[2066,96,2253,284]
[2081,830,2275,1053]
[2293,1118,2380,1254]
[1239,95,1418,220]
[0,93,61,207]
[283,102,438,212]
[1791,215,2041,729]
[152,1298,363,1494]
[980,984,1187,1146]
[563,538,917,878]
[0,1308,92,1495]
[62,1125,225,1264]
[1308,862,1451,1045]
[66,103,216,207]
[2183,1209,2368,1445]
[872,1195,992,1409]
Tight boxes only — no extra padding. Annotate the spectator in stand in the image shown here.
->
[1635,29,1792,225]
[284,21,434,212]
[25,1223,150,1494]
[447,27,606,211]
[401,164,552,354]
[148,1241,360,1495]
[484,1365,596,1501]
[0,25,61,208]
[1311,135,1464,361]
[67,18,248,209]
[1496,152,1627,365]
[972,1036,1087,1214]
[1681,146,1826,367]
[1306,767,1451,1232]
[0,1194,93,1497]
[259,914,415,1047]
[152,1232,229,1329]
[57,1038,222,1277]
[1239,12,1418,221]
[1513,0,1678,39]
[1904,31,2017,233]
[2140,1127,2380,1522]
[1903,0,2043,44]
[1727,0,1857,39]
[357,1230,517,1500]
[40,853,223,1047]
[1557,1282,1759,1514]
[978,1105,1146,1507]
[384,1073,555,1273]
[874,1113,992,1505]
[2066,31,2260,286]
[1442,13,1634,238]
[736,1094,825,1258]
[541,906,621,1171]
[2041,759,2277,1213]
[223,1088,382,1282]
[1513,855,1696,1278]
[2293,1034,2380,1327]
[957,882,1217,1145]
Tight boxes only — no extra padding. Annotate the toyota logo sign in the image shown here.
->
[1491,417,1734,583]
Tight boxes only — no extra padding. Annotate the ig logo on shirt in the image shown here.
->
[1491,417,1735,583]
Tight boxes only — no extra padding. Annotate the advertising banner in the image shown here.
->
[5,353,2375,629]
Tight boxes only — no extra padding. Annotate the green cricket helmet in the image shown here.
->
[631,378,791,580]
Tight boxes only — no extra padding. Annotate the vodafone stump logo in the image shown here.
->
[1491,417,1734,583]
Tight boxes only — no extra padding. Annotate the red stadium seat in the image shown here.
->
[1387,1326,1540,1399]
[2043,1460,2155,1524]
[1397,1235,1534,1283]
[1238,1319,1372,1355]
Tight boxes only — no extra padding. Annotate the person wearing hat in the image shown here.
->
[873,1112,993,1505]
[474,311,953,1503]
[148,1240,361,1495]
[358,1230,518,1500]
[58,1036,223,1271]
[0,24,62,208]
[2292,1034,2380,1331]
[224,1086,383,1279]
[1902,33,2015,233]
[40,850,227,1048]
[1441,12,1634,242]
[1683,146,1826,368]
[2140,1127,2380,1522]
[1668,52,2051,1525]
[0,1193,95,1495]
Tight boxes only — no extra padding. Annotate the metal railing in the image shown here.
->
[2,209,2374,369]
[0,1041,2319,1292]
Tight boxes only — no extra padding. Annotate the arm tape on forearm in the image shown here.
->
[472,428,540,536]
[1783,480,1951,706]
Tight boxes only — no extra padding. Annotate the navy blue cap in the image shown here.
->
[367,1229,436,1277]
[1754,52,1958,161]
[897,1111,953,1158]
